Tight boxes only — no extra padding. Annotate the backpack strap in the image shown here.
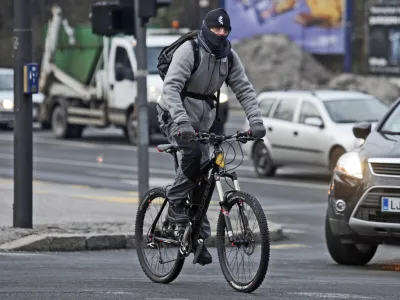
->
[225,51,234,86]
[190,38,200,75]
[181,38,201,103]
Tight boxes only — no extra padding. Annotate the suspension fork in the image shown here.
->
[216,172,240,243]
[231,172,250,230]
[216,172,250,243]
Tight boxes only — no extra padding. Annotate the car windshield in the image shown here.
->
[381,102,400,133]
[147,46,164,75]
[0,74,13,90]
[323,98,388,123]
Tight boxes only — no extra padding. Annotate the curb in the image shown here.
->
[0,223,285,252]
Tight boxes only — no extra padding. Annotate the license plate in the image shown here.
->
[381,197,400,213]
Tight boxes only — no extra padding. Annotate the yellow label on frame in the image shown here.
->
[216,153,225,168]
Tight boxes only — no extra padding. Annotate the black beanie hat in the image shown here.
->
[204,8,231,31]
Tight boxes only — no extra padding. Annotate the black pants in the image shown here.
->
[157,105,212,239]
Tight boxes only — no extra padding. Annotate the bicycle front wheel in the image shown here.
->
[216,191,270,293]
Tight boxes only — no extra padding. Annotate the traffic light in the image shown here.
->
[91,0,172,36]
[139,0,172,18]
[91,0,135,36]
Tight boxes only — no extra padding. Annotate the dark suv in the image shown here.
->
[325,98,400,266]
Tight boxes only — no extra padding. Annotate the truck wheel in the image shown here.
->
[126,111,138,145]
[325,213,377,265]
[51,106,83,139]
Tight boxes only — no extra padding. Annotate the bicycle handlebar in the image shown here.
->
[177,130,262,143]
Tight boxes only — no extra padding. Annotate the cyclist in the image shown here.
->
[156,8,266,265]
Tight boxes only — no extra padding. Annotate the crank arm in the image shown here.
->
[153,236,180,246]
[159,255,186,265]
[192,239,204,264]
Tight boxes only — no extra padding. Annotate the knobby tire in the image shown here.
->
[135,187,185,284]
[216,191,270,293]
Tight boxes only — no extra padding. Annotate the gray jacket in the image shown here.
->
[158,39,262,133]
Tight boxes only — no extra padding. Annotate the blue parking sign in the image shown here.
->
[23,63,39,94]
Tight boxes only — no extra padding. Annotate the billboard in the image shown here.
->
[225,0,345,54]
[367,1,400,76]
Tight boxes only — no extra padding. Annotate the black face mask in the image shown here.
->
[200,21,230,58]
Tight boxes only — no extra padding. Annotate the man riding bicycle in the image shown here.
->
[156,8,266,266]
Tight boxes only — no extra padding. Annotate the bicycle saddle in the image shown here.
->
[156,144,177,153]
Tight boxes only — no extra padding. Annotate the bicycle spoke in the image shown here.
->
[222,198,263,286]
[141,196,179,277]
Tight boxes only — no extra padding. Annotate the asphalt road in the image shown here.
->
[0,111,330,240]
[1,111,400,299]
[0,243,399,300]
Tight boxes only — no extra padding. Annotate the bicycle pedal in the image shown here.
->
[192,239,204,264]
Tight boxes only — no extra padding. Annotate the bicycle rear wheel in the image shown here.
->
[216,191,270,293]
[135,187,185,283]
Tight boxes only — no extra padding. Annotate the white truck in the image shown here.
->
[39,5,230,144]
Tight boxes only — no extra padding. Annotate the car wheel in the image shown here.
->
[329,146,346,170]
[325,213,378,265]
[252,141,277,177]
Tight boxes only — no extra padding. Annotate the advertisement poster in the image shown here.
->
[367,2,400,76]
[225,0,345,54]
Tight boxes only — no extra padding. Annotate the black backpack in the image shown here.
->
[157,30,233,122]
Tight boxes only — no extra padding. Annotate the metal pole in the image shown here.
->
[13,0,33,228]
[134,0,149,201]
[344,0,353,72]
[199,0,209,26]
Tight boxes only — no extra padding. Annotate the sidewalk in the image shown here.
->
[0,178,285,252]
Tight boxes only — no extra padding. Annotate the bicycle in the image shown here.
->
[135,130,270,293]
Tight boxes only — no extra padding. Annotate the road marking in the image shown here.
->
[282,228,307,234]
[271,243,307,249]
[0,252,48,256]
[289,292,373,299]
[0,152,329,191]
[0,135,250,160]
[34,190,140,204]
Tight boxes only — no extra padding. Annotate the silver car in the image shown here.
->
[0,68,44,129]
[242,90,389,177]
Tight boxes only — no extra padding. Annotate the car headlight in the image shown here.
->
[219,92,228,103]
[334,152,363,179]
[148,86,161,103]
[0,99,13,110]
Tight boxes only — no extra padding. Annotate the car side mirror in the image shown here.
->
[353,122,371,139]
[304,117,324,128]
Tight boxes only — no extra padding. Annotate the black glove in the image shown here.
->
[250,122,266,138]
[177,121,196,140]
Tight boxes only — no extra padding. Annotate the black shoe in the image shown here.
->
[167,204,189,224]
[197,243,212,266]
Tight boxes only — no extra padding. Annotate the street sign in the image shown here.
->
[367,0,400,76]
[23,63,39,94]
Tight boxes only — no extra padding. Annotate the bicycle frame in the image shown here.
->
[147,134,252,259]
